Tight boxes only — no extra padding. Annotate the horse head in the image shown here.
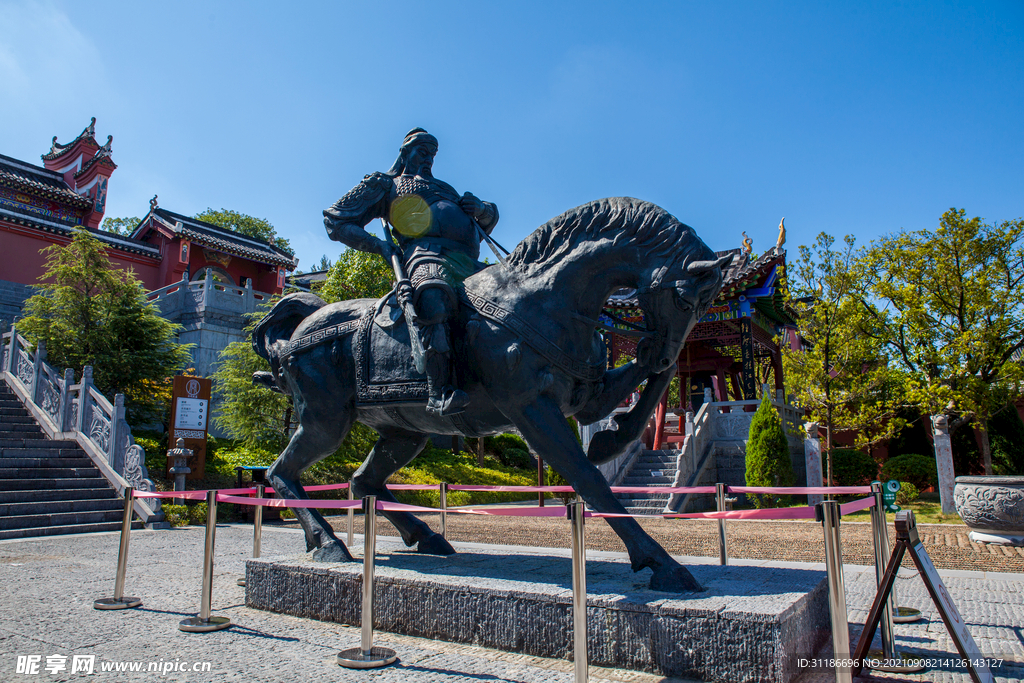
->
[636,253,730,372]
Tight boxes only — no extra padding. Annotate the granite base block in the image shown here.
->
[246,545,829,683]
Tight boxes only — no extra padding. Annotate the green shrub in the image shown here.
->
[162,504,188,527]
[881,454,937,490]
[745,394,794,508]
[825,448,878,486]
[189,502,209,525]
[895,482,920,505]
[501,447,534,470]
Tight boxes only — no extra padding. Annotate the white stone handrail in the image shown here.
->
[145,271,270,314]
[1,327,163,526]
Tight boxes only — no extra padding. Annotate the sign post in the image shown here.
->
[167,376,211,480]
[852,511,996,683]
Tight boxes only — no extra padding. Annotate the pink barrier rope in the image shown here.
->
[839,496,877,515]
[449,484,575,492]
[217,494,362,510]
[135,487,257,500]
[729,485,872,495]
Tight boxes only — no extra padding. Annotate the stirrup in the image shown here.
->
[426,388,470,416]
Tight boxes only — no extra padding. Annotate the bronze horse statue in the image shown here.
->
[253,197,727,592]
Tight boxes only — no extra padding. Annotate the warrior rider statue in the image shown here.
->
[324,128,499,416]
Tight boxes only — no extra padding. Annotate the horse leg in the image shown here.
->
[510,395,702,592]
[351,427,456,556]
[267,422,354,562]
[585,367,675,465]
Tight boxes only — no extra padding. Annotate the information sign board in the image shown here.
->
[167,375,212,480]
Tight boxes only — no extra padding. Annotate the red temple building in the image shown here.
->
[0,119,297,380]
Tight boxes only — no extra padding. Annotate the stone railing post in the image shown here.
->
[244,278,254,311]
[58,368,75,432]
[685,410,696,470]
[805,422,823,507]
[703,387,713,405]
[3,324,16,374]
[109,394,126,475]
[31,339,46,404]
[75,366,94,433]
[203,268,214,308]
[178,271,189,310]
[931,415,956,515]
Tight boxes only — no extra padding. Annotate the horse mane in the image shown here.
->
[506,197,703,271]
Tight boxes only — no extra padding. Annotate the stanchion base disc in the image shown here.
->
[892,606,923,623]
[93,597,142,610]
[865,649,927,672]
[236,578,246,587]
[336,647,398,669]
[178,616,231,633]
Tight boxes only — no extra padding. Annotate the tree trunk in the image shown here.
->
[476,437,485,467]
[979,420,993,475]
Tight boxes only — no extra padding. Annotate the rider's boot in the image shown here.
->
[422,322,469,416]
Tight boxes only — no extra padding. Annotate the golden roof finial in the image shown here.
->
[776,217,786,251]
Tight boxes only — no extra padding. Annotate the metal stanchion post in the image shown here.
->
[865,484,925,672]
[439,482,448,539]
[94,487,142,610]
[179,490,231,632]
[817,501,851,683]
[237,484,264,587]
[570,500,588,683]
[347,483,354,547]
[337,496,398,668]
[716,483,729,566]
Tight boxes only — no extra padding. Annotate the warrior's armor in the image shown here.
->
[323,129,499,416]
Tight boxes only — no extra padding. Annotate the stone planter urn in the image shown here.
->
[953,476,1024,546]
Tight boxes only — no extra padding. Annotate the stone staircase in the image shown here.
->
[0,382,132,540]
[614,449,677,515]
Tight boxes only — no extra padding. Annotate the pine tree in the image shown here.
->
[18,229,192,423]
[744,393,794,508]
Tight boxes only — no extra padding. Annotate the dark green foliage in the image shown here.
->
[825,448,878,486]
[100,216,141,236]
[886,409,933,458]
[881,454,937,490]
[989,404,1024,475]
[952,425,982,475]
[501,448,535,470]
[18,229,192,423]
[745,394,794,508]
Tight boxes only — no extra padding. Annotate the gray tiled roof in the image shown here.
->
[0,154,92,209]
[151,208,297,269]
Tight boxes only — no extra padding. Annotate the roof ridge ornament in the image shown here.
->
[150,195,159,212]
[776,217,786,251]
[741,231,753,255]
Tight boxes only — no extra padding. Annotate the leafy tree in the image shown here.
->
[318,248,394,300]
[100,216,141,236]
[194,208,294,257]
[783,232,906,486]
[318,255,333,272]
[744,393,794,508]
[18,229,192,422]
[885,408,934,459]
[862,208,1024,474]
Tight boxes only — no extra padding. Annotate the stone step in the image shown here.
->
[0,448,85,458]
[0,498,124,517]
[0,509,125,531]
[622,475,675,485]
[0,415,36,425]
[0,467,103,479]
[0,425,46,435]
[0,457,95,468]
[0,520,143,541]
[0,487,116,504]
[0,478,112,491]
[0,439,70,449]
[0,407,30,416]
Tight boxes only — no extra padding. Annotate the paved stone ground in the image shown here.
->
[0,522,1021,682]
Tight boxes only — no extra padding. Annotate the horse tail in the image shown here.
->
[251,292,327,393]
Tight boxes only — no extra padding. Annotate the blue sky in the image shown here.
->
[2,1,1021,273]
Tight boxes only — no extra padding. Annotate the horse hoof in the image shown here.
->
[417,533,456,556]
[312,540,354,563]
[649,564,703,593]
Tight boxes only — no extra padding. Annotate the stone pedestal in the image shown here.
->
[246,544,829,683]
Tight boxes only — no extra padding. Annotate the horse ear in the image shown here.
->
[687,254,732,275]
